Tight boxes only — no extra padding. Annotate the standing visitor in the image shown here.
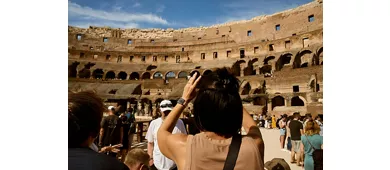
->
[145,100,187,170]
[289,112,304,166]
[300,120,323,170]
[279,114,287,150]
[99,106,123,158]
[68,91,129,170]
[157,69,265,170]
[285,116,293,151]
[120,108,136,162]
[272,115,277,129]
[315,116,323,136]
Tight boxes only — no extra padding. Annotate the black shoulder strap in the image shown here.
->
[222,133,242,170]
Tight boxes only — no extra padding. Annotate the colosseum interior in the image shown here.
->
[68,0,323,120]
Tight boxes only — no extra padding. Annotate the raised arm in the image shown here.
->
[157,73,201,161]
[243,108,265,162]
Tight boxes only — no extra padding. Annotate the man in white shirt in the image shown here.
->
[146,100,187,170]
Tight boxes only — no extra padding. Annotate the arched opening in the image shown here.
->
[253,97,267,106]
[231,60,246,76]
[275,53,292,71]
[317,47,323,65]
[294,50,313,68]
[241,83,251,95]
[245,58,258,75]
[118,72,127,80]
[272,96,285,110]
[178,71,188,78]
[291,96,305,106]
[92,69,104,79]
[203,70,212,76]
[78,69,91,78]
[253,88,264,94]
[165,71,176,80]
[105,71,115,80]
[130,72,140,80]
[153,72,163,79]
[141,72,151,80]
[264,56,275,65]
[68,62,79,78]
[259,65,272,75]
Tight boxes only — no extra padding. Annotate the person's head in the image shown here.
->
[193,67,243,138]
[124,148,150,170]
[68,91,104,148]
[304,120,321,136]
[282,114,288,120]
[293,112,300,120]
[108,106,115,114]
[306,113,312,120]
[127,107,133,113]
[315,116,322,121]
[159,100,173,117]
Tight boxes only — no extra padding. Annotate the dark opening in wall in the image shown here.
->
[198,37,201,40]
[118,72,127,80]
[240,49,245,58]
[151,39,155,43]
[213,52,218,59]
[76,34,82,40]
[153,56,157,62]
[92,69,104,79]
[182,48,184,52]
[227,51,231,58]
[103,37,108,42]
[293,85,299,92]
[106,55,111,60]
[292,33,297,36]
[285,40,291,49]
[130,56,134,62]
[254,46,259,54]
[222,35,225,37]
[173,39,177,42]
[303,37,309,47]
[117,55,122,63]
[108,89,118,94]
[90,47,94,50]
[201,53,205,60]
[247,30,252,36]
[164,56,168,61]
[216,29,219,35]
[269,44,274,51]
[291,96,304,106]
[308,15,315,22]
[275,24,280,31]
[142,56,146,62]
[130,72,140,80]
[176,56,180,63]
[127,39,132,44]
[80,52,85,58]
[261,39,266,42]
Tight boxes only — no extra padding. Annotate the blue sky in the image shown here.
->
[68,0,312,29]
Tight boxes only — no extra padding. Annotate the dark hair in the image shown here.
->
[293,112,300,118]
[193,67,243,138]
[68,91,104,148]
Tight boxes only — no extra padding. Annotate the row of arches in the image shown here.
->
[232,47,323,76]
[69,68,212,80]
[271,96,305,110]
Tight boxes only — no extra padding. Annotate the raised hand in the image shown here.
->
[181,72,202,103]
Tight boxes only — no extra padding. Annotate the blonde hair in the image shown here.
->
[304,120,320,136]
[124,148,150,169]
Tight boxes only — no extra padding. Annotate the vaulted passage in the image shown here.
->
[130,72,140,80]
[118,72,127,80]
[178,71,188,78]
[153,72,163,79]
[92,69,104,79]
[78,69,91,78]
[276,53,292,71]
[272,96,285,110]
[241,83,251,95]
[141,72,151,79]
[68,62,79,78]
[105,71,115,80]
[165,71,176,79]
[291,96,305,106]
[294,50,313,68]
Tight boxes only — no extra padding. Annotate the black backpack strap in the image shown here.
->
[222,133,242,170]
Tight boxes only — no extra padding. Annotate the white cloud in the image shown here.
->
[156,5,165,13]
[132,2,141,8]
[70,21,139,29]
[68,1,168,25]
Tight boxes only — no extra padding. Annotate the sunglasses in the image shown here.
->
[160,104,173,108]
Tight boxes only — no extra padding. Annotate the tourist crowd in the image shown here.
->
[68,68,322,170]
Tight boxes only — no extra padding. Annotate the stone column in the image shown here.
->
[255,68,260,75]
[102,71,107,80]
[285,97,291,107]
[126,73,131,80]
[240,69,245,77]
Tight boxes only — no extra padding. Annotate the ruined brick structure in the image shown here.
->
[68,0,323,118]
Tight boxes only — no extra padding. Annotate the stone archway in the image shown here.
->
[178,71,188,78]
[240,82,251,95]
[92,69,104,79]
[130,72,140,80]
[316,47,323,65]
[293,50,313,68]
[141,72,151,80]
[68,62,79,78]
[272,96,285,110]
[153,71,163,79]
[78,68,91,78]
[275,53,293,71]
[105,71,115,80]
[118,71,127,80]
[291,96,305,106]
[165,71,176,80]
[231,60,246,76]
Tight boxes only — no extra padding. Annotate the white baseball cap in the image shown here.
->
[108,106,115,110]
[160,100,173,112]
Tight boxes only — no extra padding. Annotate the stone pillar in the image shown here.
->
[152,104,157,118]
[102,72,107,80]
[255,68,260,75]
[126,73,131,80]
[285,97,291,107]
[240,69,245,77]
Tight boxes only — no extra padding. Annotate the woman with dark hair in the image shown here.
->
[157,68,265,170]
[68,91,129,170]
[300,120,323,170]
